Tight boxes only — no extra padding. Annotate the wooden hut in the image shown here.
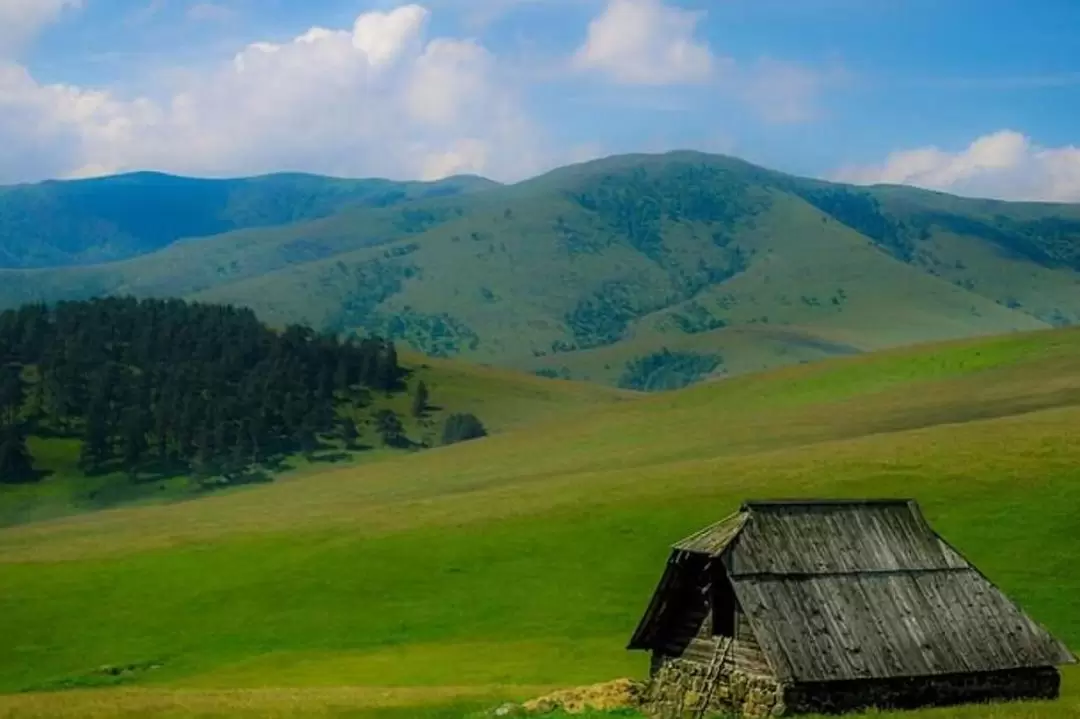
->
[628,499,1075,717]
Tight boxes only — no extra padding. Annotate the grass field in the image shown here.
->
[2,327,1080,717]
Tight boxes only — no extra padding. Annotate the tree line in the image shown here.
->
[0,297,407,483]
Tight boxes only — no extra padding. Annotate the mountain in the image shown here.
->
[0,171,497,268]
[1,151,1079,387]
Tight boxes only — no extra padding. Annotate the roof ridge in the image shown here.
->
[740,498,916,510]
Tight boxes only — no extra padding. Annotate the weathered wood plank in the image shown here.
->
[734,570,1076,683]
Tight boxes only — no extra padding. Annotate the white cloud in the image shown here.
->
[0,0,81,58]
[571,0,843,124]
[0,4,550,184]
[573,0,715,85]
[834,130,1080,203]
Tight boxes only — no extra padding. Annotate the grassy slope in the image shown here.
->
[2,152,1080,388]
[192,179,1054,384]
[0,354,628,528]
[1,327,1080,717]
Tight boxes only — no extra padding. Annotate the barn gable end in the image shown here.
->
[630,499,1076,717]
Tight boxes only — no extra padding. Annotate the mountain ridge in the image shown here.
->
[1,150,1079,387]
[0,171,497,269]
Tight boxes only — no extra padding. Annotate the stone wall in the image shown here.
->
[642,656,784,718]
[783,667,1062,715]
[642,656,1062,717]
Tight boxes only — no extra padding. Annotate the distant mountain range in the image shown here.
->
[2,151,1079,388]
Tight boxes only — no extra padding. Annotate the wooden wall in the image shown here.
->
[732,610,772,677]
[651,563,776,681]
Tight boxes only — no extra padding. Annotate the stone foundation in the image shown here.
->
[783,667,1062,715]
[642,658,1062,718]
[642,658,784,718]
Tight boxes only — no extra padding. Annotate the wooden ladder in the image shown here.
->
[693,636,733,719]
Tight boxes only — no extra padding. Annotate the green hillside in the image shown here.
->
[2,152,1080,387]
[0,171,496,269]
[0,299,629,528]
[1,326,1079,717]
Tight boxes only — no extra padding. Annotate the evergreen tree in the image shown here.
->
[120,407,149,476]
[0,427,34,483]
[40,364,77,433]
[0,364,24,427]
[192,426,218,478]
[225,428,253,479]
[334,354,352,392]
[339,418,359,449]
[411,380,429,418]
[296,411,320,459]
[442,413,488,446]
[79,406,111,474]
[378,342,400,390]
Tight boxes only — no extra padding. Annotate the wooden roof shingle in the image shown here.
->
[628,499,1077,682]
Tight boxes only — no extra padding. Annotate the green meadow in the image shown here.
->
[2,327,1080,717]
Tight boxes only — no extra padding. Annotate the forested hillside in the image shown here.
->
[0,171,496,268]
[0,298,417,485]
[1,152,1079,389]
[0,297,638,524]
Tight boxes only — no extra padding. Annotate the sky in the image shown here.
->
[1,0,1079,201]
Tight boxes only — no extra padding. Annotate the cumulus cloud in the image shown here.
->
[573,0,715,85]
[834,130,1080,203]
[571,0,842,124]
[0,4,547,184]
[0,0,80,57]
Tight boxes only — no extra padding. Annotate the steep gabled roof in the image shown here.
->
[629,499,1076,683]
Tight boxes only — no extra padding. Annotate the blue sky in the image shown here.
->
[2,0,1078,201]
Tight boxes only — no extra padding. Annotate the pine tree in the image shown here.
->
[339,418,359,449]
[334,354,351,392]
[296,411,320,459]
[0,427,34,484]
[225,428,253,479]
[79,405,111,474]
[378,342,400,391]
[192,426,218,478]
[411,380,429,418]
[120,407,149,477]
[0,364,24,427]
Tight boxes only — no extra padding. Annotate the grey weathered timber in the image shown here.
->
[629,498,1076,717]
[735,571,1075,682]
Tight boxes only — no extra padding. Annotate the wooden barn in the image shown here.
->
[628,499,1076,717]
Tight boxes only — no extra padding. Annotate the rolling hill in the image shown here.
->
[1,326,1079,717]
[2,151,1080,387]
